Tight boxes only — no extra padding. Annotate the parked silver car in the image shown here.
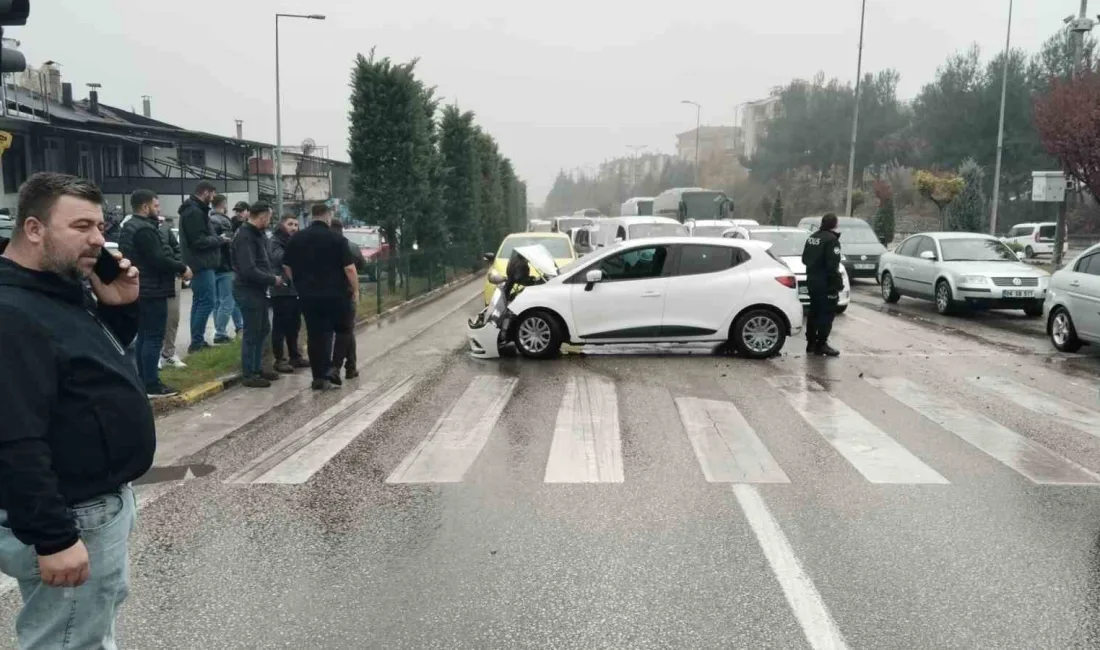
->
[878,232,1050,316]
[1044,242,1100,352]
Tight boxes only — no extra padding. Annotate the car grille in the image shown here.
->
[991,277,1039,287]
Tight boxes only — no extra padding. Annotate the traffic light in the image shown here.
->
[0,0,28,74]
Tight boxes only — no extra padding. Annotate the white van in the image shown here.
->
[1001,222,1067,259]
[572,208,603,219]
[589,216,688,249]
[552,215,596,234]
[527,219,552,233]
[620,197,654,216]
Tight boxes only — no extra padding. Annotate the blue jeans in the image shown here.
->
[135,297,168,391]
[188,268,216,350]
[0,485,137,650]
[234,288,270,377]
[214,271,243,337]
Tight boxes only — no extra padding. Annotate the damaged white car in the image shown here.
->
[468,237,804,360]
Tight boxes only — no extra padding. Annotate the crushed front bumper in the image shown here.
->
[467,304,512,360]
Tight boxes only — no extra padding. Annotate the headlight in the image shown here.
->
[959,275,987,285]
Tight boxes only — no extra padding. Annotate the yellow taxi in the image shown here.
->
[483,231,576,304]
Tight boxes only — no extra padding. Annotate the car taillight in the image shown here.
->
[775,275,797,289]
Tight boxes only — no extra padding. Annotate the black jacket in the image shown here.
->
[0,242,155,555]
[178,196,221,272]
[162,221,182,267]
[801,228,844,294]
[209,211,235,273]
[119,215,186,299]
[268,228,297,297]
[232,222,279,293]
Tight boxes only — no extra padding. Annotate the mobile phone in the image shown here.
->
[93,248,123,284]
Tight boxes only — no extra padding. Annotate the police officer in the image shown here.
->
[801,212,843,357]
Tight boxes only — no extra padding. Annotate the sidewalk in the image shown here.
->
[169,287,241,359]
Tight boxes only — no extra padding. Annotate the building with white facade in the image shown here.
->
[738,96,782,159]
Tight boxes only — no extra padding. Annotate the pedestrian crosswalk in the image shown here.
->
[227,367,1100,490]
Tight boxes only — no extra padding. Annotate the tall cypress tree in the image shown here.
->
[439,104,480,257]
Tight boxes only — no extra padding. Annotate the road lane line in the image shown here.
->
[252,377,418,484]
[544,376,623,483]
[733,485,848,650]
[225,384,382,484]
[769,376,948,484]
[868,376,1100,485]
[965,375,1100,438]
[676,397,789,483]
[386,375,518,483]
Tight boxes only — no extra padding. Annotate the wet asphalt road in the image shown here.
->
[3,281,1100,649]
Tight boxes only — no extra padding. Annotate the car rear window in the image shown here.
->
[1039,225,1056,239]
[677,244,745,275]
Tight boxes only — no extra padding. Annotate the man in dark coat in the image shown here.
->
[269,213,308,373]
[177,180,224,354]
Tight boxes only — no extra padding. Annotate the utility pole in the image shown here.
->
[990,0,1013,235]
[274,13,325,220]
[1055,0,1094,268]
[844,0,868,217]
[626,144,646,190]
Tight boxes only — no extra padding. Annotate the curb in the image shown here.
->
[154,271,484,415]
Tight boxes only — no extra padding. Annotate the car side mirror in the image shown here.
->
[919,250,937,261]
[487,270,506,285]
[483,252,495,263]
[878,236,887,245]
[584,269,603,291]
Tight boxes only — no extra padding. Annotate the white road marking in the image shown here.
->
[769,376,948,484]
[965,375,1100,438]
[225,384,383,484]
[676,397,789,483]
[869,376,1100,485]
[733,485,849,650]
[251,377,417,485]
[544,376,623,483]
[386,375,518,483]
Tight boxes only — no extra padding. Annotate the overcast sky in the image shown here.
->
[15,0,1073,202]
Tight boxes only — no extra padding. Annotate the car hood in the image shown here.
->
[940,260,1046,276]
[513,245,560,278]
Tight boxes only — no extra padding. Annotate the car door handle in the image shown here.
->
[1070,281,1081,287]
[640,291,662,298]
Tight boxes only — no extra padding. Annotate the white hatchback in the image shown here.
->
[467,237,804,360]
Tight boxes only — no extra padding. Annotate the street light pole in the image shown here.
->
[844,0,868,217]
[990,0,1013,235]
[681,100,701,186]
[274,13,325,221]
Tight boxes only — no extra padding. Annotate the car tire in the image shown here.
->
[731,309,787,359]
[835,304,848,314]
[1025,245,1035,259]
[935,280,957,315]
[880,272,901,303]
[1049,307,1084,353]
[513,310,562,360]
[1023,303,1044,318]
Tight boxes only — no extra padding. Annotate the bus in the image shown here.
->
[652,187,733,223]
[620,197,654,216]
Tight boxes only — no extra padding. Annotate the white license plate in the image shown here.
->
[1002,289,1034,298]
[854,263,875,270]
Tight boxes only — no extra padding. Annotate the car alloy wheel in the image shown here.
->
[517,316,552,354]
[936,282,953,314]
[881,273,900,303]
[741,314,780,355]
[1050,309,1083,353]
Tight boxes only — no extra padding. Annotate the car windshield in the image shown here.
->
[939,238,1018,262]
[630,223,688,239]
[345,231,381,248]
[691,226,731,237]
[556,218,594,232]
[837,225,880,244]
[499,236,572,259]
[749,230,808,257]
[683,191,728,219]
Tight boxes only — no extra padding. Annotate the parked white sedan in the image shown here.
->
[468,238,804,360]
[1044,242,1100,352]
[878,232,1050,316]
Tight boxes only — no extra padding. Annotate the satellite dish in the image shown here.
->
[301,138,316,154]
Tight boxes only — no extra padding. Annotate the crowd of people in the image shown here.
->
[119,180,365,396]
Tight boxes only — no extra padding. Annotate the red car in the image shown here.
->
[344,228,390,280]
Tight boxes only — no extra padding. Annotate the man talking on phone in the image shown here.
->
[0,172,155,648]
